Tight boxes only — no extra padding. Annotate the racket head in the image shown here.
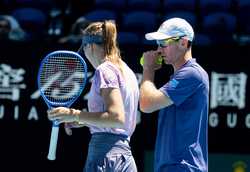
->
[37,50,88,108]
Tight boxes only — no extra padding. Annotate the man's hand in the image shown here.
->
[142,50,162,71]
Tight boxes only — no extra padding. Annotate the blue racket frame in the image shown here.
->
[38,50,88,109]
[37,50,88,160]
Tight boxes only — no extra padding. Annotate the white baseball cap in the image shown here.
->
[145,17,194,41]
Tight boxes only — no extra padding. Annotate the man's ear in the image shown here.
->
[181,39,189,49]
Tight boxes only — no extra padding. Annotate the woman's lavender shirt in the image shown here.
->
[87,61,139,138]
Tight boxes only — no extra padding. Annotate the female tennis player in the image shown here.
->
[48,20,139,172]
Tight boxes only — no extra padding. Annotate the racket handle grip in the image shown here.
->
[47,125,59,160]
[140,55,163,66]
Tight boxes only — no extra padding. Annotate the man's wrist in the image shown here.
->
[142,68,155,81]
[142,65,154,71]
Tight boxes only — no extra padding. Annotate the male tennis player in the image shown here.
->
[140,17,209,172]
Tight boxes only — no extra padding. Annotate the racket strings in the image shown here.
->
[39,54,86,103]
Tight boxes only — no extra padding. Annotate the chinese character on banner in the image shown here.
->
[210,72,247,109]
[0,64,26,101]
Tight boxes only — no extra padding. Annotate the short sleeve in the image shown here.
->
[160,67,203,106]
[94,64,120,92]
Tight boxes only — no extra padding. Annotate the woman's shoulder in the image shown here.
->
[97,61,118,72]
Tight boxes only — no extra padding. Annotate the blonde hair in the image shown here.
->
[83,20,122,63]
[83,20,134,86]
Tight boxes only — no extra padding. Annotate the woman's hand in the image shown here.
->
[64,122,86,136]
[47,107,80,124]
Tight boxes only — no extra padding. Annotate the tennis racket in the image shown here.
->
[37,50,87,160]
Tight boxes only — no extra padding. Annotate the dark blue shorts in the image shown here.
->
[83,132,137,172]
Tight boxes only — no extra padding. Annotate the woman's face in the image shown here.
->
[83,43,104,69]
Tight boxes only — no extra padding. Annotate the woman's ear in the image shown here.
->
[90,44,95,53]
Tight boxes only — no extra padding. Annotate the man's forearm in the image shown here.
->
[142,68,155,82]
[140,69,158,113]
[140,68,157,99]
